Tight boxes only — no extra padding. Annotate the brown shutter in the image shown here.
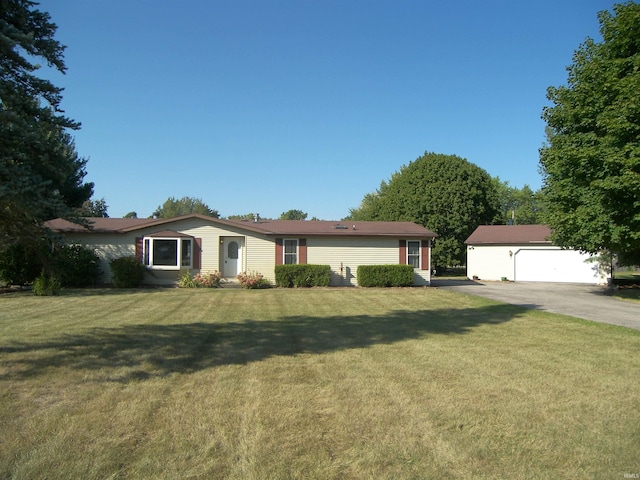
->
[399,240,406,264]
[135,237,143,262]
[275,238,283,265]
[421,240,429,271]
[299,238,307,264]
[193,238,202,269]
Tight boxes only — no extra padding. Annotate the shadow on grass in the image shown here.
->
[1,303,530,382]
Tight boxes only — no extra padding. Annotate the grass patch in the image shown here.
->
[1,288,638,478]
[612,286,640,303]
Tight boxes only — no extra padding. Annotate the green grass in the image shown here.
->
[1,288,638,479]
[613,287,640,303]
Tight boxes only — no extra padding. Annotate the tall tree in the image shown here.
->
[152,196,219,218]
[346,152,500,269]
[0,0,93,248]
[346,191,384,221]
[279,209,307,220]
[78,197,109,217]
[493,179,545,225]
[540,1,640,265]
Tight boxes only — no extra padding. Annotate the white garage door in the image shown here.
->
[514,249,598,283]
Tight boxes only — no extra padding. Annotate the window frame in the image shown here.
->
[406,240,421,269]
[283,238,299,265]
[143,236,193,270]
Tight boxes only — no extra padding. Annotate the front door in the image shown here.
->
[222,237,243,278]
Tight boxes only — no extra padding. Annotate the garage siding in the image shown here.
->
[467,244,607,284]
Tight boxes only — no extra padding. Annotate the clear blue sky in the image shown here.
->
[41,0,613,220]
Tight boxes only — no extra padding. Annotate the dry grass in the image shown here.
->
[0,287,638,479]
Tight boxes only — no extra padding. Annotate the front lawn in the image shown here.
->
[1,288,638,479]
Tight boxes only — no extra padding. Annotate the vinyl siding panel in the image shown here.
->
[466,245,516,281]
[59,218,431,286]
[143,219,276,283]
[307,237,430,286]
[60,233,135,284]
[466,244,606,284]
[63,218,278,285]
[245,234,277,282]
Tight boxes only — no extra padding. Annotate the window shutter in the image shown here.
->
[135,237,143,262]
[421,240,429,271]
[193,238,202,269]
[399,240,406,264]
[299,238,307,264]
[275,238,283,266]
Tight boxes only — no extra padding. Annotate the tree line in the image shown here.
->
[1,1,638,275]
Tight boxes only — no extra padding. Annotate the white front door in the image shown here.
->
[222,237,243,278]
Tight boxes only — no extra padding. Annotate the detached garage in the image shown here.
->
[465,225,609,284]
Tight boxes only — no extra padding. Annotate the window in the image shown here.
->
[407,240,421,268]
[284,239,298,264]
[143,237,193,269]
[228,241,239,260]
[181,239,192,267]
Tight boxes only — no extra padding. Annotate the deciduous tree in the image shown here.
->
[152,196,219,218]
[78,197,108,217]
[539,1,640,264]
[347,152,500,269]
[279,209,307,220]
[493,179,545,225]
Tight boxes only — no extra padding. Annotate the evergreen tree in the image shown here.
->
[1,0,93,248]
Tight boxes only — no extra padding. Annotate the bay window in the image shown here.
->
[143,236,193,269]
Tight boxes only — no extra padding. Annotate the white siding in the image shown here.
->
[467,244,607,284]
[466,245,516,282]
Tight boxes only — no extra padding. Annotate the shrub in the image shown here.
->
[0,242,46,286]
[109,256,146,288]
[179,271,223,288]
[51,244,102,287]
[33,271,61,296]
[0,242,101,287]
[237,271,270,289]
[274,264,331,288]
[357,265,414,287]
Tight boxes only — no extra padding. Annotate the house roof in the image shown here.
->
[45,217,159,233]
[45,214,437,238]
[465,225,552,245]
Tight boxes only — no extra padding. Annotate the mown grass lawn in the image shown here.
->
[1,287,638,479]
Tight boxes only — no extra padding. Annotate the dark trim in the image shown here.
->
[299,238,307,264]
[193,238,202,269]
[421,240,429,271]
[399,239,406,265]
[275,238,283,266]
[135,237,143,262]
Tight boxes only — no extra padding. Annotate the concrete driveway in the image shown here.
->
[432,279,640,331]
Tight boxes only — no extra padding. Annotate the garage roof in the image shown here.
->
[465,225,552,245]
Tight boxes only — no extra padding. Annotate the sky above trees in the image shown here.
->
[41,0,612,220]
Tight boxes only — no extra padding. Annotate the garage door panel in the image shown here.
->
[514,249,597,283]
